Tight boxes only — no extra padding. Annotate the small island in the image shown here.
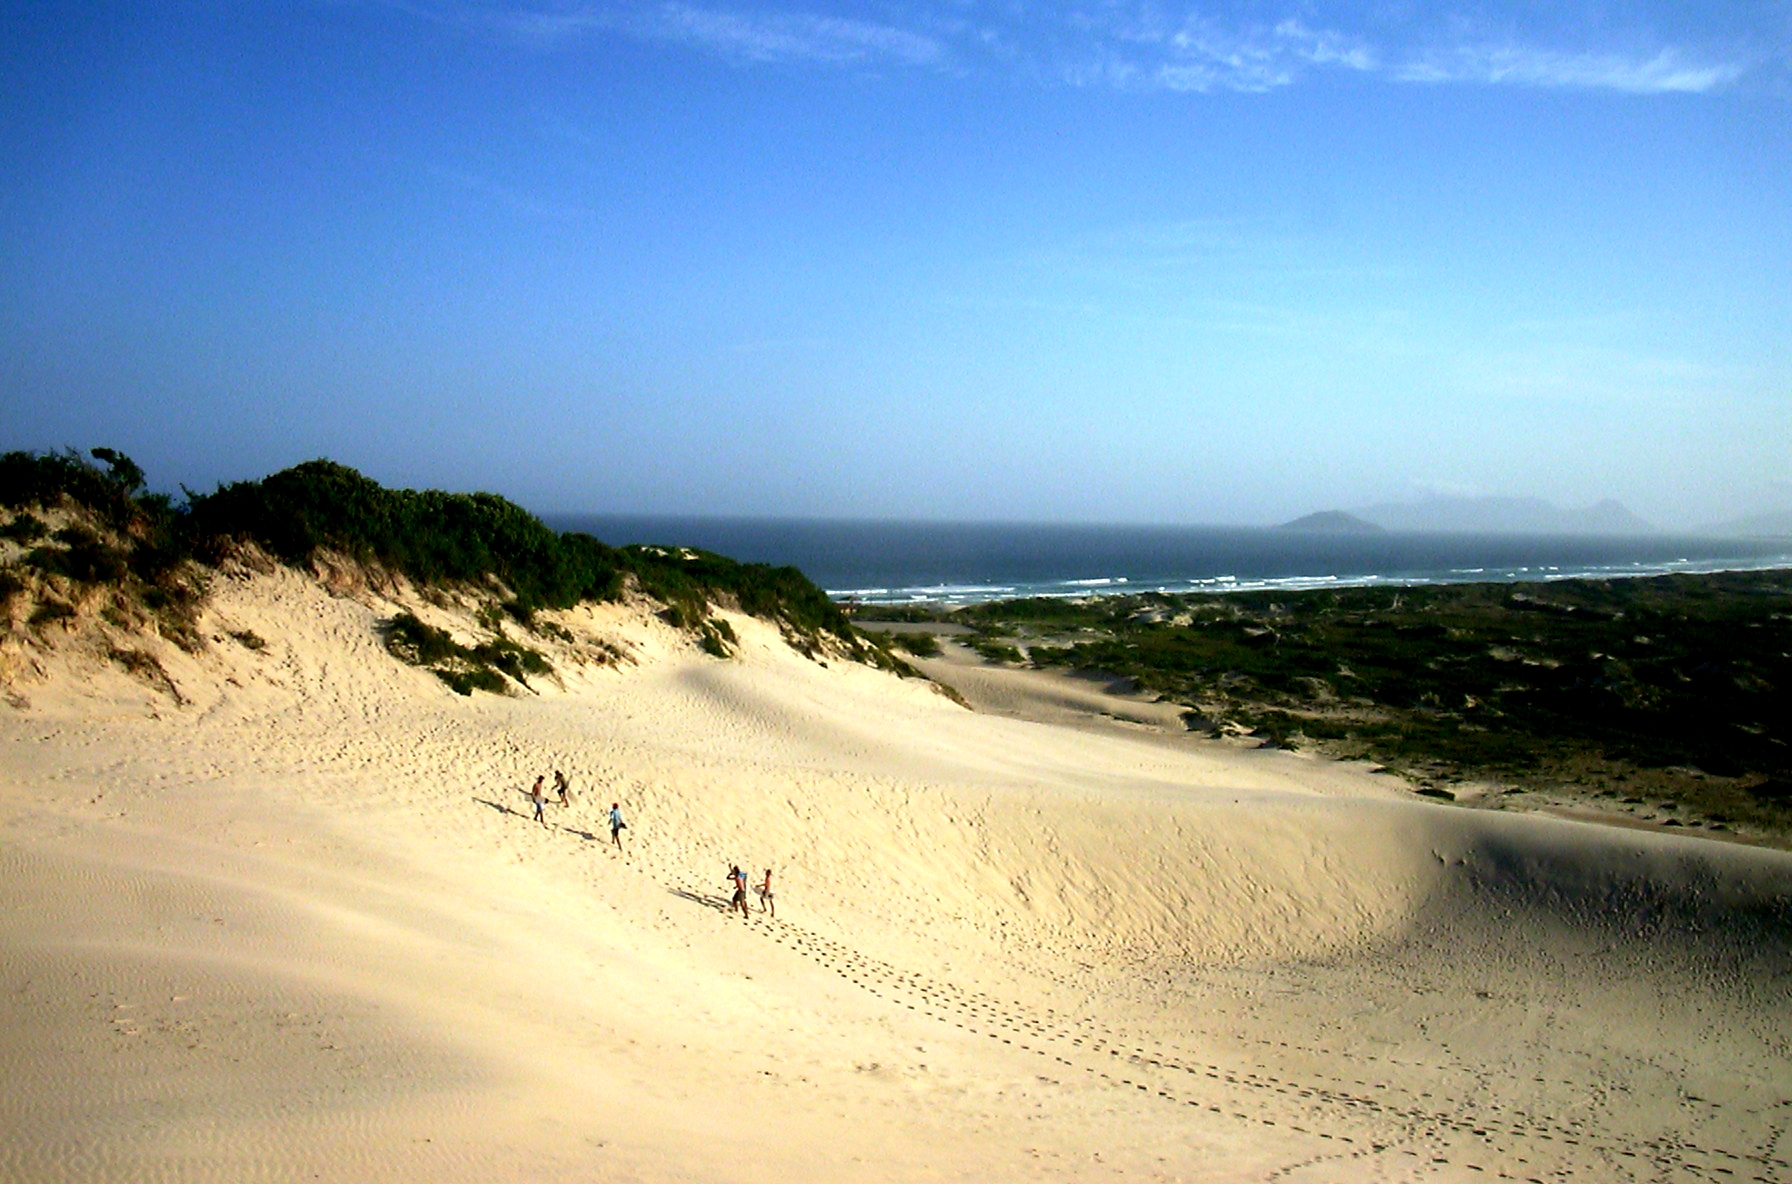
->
[1277,509,1383,533]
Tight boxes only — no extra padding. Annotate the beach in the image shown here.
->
[3,563,1790,1183]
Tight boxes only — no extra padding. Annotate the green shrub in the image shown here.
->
[382,611,552,693]
[471,636,551,683]
[435,666,508,696]
[383,612,465,666]
[698,625,731,658]
[889,631,941,658]
[184,461,625,612]
[973,639,1024,664]
[29,600,75,627]
[2,450,859,674]
[0,514,47,543]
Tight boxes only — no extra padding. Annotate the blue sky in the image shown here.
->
[2,2,1788,527]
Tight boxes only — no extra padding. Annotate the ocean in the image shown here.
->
[544,516,1792,606]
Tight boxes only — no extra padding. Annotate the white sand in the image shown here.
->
[2,565,1789,1182]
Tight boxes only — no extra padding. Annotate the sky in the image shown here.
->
[2,1,1789,529]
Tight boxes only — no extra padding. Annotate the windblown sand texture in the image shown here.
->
[2,566,1789,1182]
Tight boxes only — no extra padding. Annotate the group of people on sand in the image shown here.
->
[515,777,771,916]
[726,864,774,919]
[521,772,627,850]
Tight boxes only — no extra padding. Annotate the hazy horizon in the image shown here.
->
[3,3,1788,531]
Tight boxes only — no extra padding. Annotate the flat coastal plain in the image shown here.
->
[2,567,1789,1183]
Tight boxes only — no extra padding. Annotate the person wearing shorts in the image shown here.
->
[756,868,774,917]
[727,865,750,919]
[608,802,626,850]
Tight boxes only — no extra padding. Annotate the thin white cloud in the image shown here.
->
[389,1,944,67]
[371,2,1766,95]
[1274,19,1376,72]
[647,3,943,66]
[1395,46,1745,94]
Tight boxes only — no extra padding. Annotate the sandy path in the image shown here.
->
[2,567,1789,1182]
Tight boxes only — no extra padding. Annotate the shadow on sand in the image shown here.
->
[670,887,740,915]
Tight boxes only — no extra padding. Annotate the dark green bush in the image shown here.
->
[888,631,942,658]
[2,450,856,671]
[185,461,625,612]
[622,543,852,646]
[27,526,131,584]
[973,639,1024,664]
[698,624,731,658]
[436,666,508,696]
[0,448,165,540]
[381,611,552,694]
[0,514,47,543]
[383,613,464,666]
[29,600,74,627]
[471,636,551,683]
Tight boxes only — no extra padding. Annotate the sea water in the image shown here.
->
[545,516,1792,606]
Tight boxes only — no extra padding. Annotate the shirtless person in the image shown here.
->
[553,770,571,808]
[727,865,750,919]
[525,776,547,826]
[756,868,774,917]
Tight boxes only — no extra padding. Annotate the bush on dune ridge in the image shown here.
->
[2,449,865,688]
[0,448,203,644]
[184,460,626,613]
[183,459,859,649]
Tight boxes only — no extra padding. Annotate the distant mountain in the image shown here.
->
[1277,510,1383,533]
[1354,496,1657,535]
[1699,510,1792,538]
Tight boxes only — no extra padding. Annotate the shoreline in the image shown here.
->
[832,554,1792,607]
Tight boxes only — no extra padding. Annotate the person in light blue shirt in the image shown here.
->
[727,865,749,918]
[608,802,626,851]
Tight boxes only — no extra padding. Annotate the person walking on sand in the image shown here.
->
[526,776,547,827]
[554,770,571,808]
[608,802,626,851]
[727,865,750,919]
[756,868,774,917]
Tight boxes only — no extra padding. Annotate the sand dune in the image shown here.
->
[2,565,1789,1182]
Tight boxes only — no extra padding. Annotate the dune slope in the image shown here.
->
[2,566,1789,1182]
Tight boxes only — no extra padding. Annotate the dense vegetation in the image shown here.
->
[2,448,878,693]
[187,460,624,612]
[0,448,203,645]
[861,573,1792,833]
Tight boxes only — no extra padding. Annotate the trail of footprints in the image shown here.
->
[531,815,1783,1184]
[742,912,1785,1183]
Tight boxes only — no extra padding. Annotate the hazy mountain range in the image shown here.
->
[1350,497,1656,535]
[1698,510,1792,538]
[1279,497,1792,537]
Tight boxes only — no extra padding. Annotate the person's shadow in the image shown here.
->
[473,796,516,817]
[670,887,736,915]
